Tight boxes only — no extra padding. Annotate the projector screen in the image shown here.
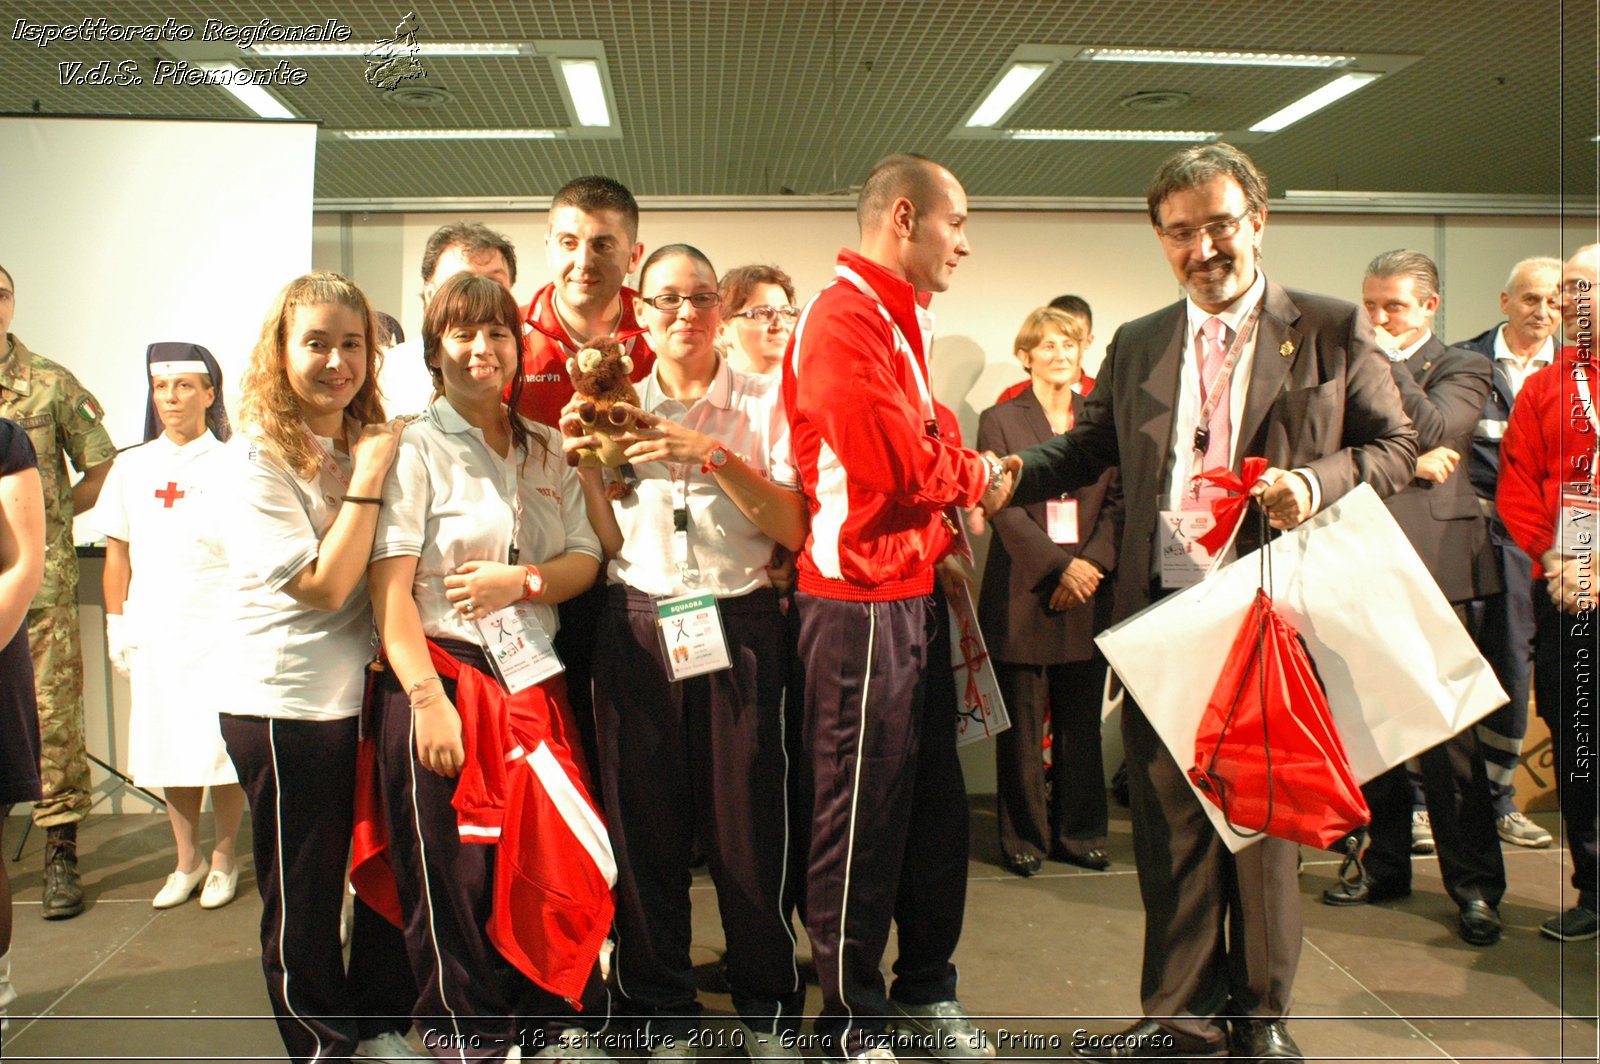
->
[0,115,316,474]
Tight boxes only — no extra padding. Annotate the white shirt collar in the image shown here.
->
[1185,269,1267,340]
[1390,330,1433,363]
[640,354,734,413]
[1492,325,1554,368]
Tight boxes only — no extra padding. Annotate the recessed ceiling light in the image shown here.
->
[330,128,562,140]
[1009,128,1219,142]
[250,42,532,57]
[196,62,295,119]
[1119,91,1191,111]
[967,62,1052,127]
[558,58,612,127]
[1079,47,1353,68]
[1249,72,1382,132]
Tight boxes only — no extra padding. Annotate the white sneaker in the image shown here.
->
[199,866,239,909]
[152,862,208,909]
[1410,809,1435,855]
[355,1029,428,1060]
[1497,810,1554,848]
[848,1049,899,1064]
[0,949,16,1034]
[889,1000,994,1061]
[535,1027,618,1062]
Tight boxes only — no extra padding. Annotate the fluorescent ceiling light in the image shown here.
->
[197,62,295,119]
[559,58,611,126]
[1010,128,1219,142]
[1079,47,1353,68]
[966,62,1051,127]
[332,128,562,140]
[1249,72,1381,132]
[251,41,532,57]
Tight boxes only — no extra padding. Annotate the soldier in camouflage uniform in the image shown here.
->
[0,265,116,919]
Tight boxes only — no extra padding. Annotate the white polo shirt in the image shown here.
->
[608,357,799,598]
[372,398,600,642]
[222,431,373,721]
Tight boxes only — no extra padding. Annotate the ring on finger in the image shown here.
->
[462,599,475,613]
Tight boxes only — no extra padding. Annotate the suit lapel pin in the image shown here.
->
[1279,340,1294,358]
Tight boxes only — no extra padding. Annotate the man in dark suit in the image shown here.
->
[1454,257,1563,848]
[985,143,1416,1061]
[1320,250,1506,946]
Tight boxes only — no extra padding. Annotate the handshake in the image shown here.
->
[978,451,1024,517]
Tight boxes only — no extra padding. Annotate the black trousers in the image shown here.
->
[593,586,803,1039]
[372,645,599,1061]
[1361,728,1506,907]
[796,591,966,1058]
[994,659,1108,861]
[221,714,414,1064]
[1532,588,1599,908]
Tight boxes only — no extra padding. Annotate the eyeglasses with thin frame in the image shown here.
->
[1158,211,1252,248]
[641,291,721,312]
[731,304,800,325]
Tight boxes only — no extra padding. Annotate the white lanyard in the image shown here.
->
[305,425,352,490]
[440,406,525,565]
[666,393,718,586]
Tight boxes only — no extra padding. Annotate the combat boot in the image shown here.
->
[42,823,85,919]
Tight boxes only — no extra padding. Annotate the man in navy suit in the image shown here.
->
[1454,257,1563,848]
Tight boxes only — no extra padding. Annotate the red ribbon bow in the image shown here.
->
[1193,456,1269,555]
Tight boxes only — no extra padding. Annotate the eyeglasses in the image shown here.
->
[641,291,721,312]
[1158,211,1252,247]
[732,304,800,325]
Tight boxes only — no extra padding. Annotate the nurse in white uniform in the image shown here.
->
[94,343,243,910]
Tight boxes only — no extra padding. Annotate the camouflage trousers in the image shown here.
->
[27,602,90,827]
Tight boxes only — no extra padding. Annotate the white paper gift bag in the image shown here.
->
[1096,484,1507,850]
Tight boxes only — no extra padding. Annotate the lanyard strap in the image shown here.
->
[305,426,353,490]
[664,391,719,587]
[1192,302,1264,453]
[431,405,525,564]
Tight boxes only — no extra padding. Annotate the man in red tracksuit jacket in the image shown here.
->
[783,153,1008,1064]
[1497,243,1600,943]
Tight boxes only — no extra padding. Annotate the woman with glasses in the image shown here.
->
[978,307,1121,877]
[716,264,798,378]
[563,245,808,1058]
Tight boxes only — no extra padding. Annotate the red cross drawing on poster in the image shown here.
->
[154,482,185,508]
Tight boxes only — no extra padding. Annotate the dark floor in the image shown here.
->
[1,800,1594,1063]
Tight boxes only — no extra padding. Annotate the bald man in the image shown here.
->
[783,154,1007,1063]
[1497,244,1600,943]
[1455,257,1563,846]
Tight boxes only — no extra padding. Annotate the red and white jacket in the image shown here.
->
[783,250,988,601]
[515,282,654,428]
[351,642,616,1005]
[1498,343,1599,578]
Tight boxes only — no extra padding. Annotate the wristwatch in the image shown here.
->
[520,564,544,601]
[982,453,1005,494]
[705,444,730,472]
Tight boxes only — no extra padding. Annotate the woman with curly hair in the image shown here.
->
[218,272,413,1063]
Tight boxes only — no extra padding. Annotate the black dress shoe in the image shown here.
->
[1072,1018,1225,1058]
[1458,899,1503,946]
[1320,875,1410,906]
[1052,845,1112,871]
[1005,852,1042,877]
[1229,1019,1303,1060]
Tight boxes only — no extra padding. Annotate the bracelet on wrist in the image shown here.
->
[410,692,443,710]
[407,676,442,696]
[343,494,383,505]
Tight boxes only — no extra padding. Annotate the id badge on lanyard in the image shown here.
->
[475,603,564,693]
[656,591,732,681]
[1158,509,1220,588]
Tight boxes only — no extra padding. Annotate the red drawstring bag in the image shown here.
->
[1186,489,1369,849]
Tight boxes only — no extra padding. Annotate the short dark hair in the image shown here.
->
[1047,294,1093,327]
[1146,142,1269,229]
[639,243,717,292]
[719,264,796,315]
[551,176,640,240]
[420,222,518,286]
[857,153,947,231]
[1365,249,1440,303]
[0,263,14,291]
[373,311,405,347]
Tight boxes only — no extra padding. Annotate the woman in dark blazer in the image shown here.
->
[978,306,1120,877]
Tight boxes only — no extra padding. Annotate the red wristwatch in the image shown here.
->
[702,444,730,474]
[520,564,544,601]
